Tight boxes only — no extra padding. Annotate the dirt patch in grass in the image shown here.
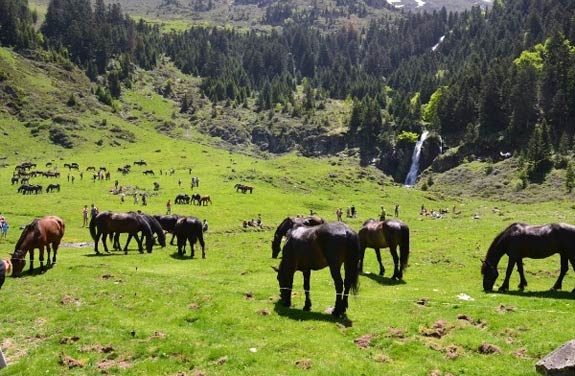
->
[244,291,254,300]
[444,344,463,360]
[354,334,374,349]
[59,354,84,369]
[97,357,132,373]
[497,304,516,313]
[478,342,501,355]
[295,358,312,369]
[211,355,228,366]
[59,336,80,344]
[416,297,429,306]
[60,295,82,306]
[386,327,407,339]
[257,308,270,316]
[188,302,200,310]
[513,348,530,359]
[149,331,166,339]
[373,353,391,363]
[80,344,114,353]
[420,320,451,338]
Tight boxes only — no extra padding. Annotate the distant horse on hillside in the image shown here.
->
[358,219,410,280]
[90,212,153,254]
[10,216,65,276]
[274,222,360,317]
[46,183,61,193]
[271,216,325,258]
[234,184,254,193]
[482,223,575,292]
[200,196,212,206]
[174,216,205,258]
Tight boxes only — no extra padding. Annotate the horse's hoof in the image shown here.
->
[498,287,508,292]
[303,305,311,312]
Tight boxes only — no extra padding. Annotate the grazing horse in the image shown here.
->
[482,223,575,292]
[154,214,181,245]
[90,212,153,254]
[174,217,205,258]
[134,160,147,166]
[11,176,19,185]
[234,184,254,193]
[175,194,190,204]
[275,222,360,317]
[191,194,201,205]
[46,183,61,193]
[271,216,325,258]
[113,213,166,251]
[200,196,212,206]
[143,170,155,176]
[358,219,410,280]
[10,216,65,276]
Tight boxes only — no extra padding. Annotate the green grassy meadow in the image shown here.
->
[1,43,574,376]
[1,128,574,376]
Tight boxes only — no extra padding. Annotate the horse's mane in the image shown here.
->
[14,219,39,251]
[482,223,524,274]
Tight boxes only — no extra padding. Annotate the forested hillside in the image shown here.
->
[1,0,575,191]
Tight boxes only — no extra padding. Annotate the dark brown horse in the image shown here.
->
[10,216,65,276]
[275,222,360,317]
[174,216,205,258]
[358,219,410,280]
[90,212,153,254]
[482,223,575,292]
[271,216,325,258]
[113,213,166,251]
[154,214,182,245]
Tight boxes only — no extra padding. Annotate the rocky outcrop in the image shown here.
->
[536,339,575,376]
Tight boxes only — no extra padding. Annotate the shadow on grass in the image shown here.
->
[84,251,127,257]
[502,289,575,300]
[13,262,54,278]
[273,301,353,325]
[362,272,406,286]
[168,252,197,260]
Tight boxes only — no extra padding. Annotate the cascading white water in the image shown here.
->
[404,130,429,186]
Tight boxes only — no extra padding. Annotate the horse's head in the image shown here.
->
[481,259,498,292]
[272,218,294,258]
[273,265,291,307]
[10,251,26,277]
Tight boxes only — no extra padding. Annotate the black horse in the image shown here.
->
[90,212,154,254]
[275,222,360,317]
[46,183,61,193]
[271,216,325,258]
[174,216,205,258]
[358,219,410,280]
[154,214,181,245]
[482,223,575,292]
[113,213,166,251]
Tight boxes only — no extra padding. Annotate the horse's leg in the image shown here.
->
[551,254,568,291]
[38,246,45,273]
[188,237,195,258]
[94,231,101,254]
[565,253,575,293]
[46,244,52,266]
[375,248,385,277]
[390,246,401,280]
[302,270,312,311]
[358,246,365,273]
[329,265,344,317]
[499,258,515,292]
[102,232,110,253]
[29,249,35,272]
[169,232,176,246]
[516,258,528,291]
[52,242,59,264]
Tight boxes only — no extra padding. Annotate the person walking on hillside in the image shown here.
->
[394,204,400,218]
[142,193,147,206]
[82,205,89,227]
[1,220,9,239]
[336,208,343,222]
[350,205,356,218]
[166,200,172,215]
[379,206,386,221]
[90,204,99,219]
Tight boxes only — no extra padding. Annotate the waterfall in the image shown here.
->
[404,131,430,186]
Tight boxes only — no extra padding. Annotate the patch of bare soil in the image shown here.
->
[211,356,228,366]
[420,320,451,338]
[513,348,530,359]
[59,354,84,369]
[295,358,312,369]
[354,334,374,349]
[188,302,200,310]
[97,357,132,373]
[60,295,81,306]
[497,304,516,313]
[80,344,114,353]
[149,331,166,339]
[244,292,254,300]
[478,342,501,354]
[257,308,270,316]
[59,336,80,344]
[373,353,391,363]
[416,297,429,306]
[444,345,463,360]
[386,327,407,339]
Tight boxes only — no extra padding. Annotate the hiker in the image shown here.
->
[82,205,89,227]
[379,206,386,221]
[350,205,356,218]
[166,200,172,215]
[394,204,400,217]
[336,208,343,222]
[142,193,147,206]
[1,220,9,238]
[90,204,99,219]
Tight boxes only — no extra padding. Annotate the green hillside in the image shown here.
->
[1,41,575,376]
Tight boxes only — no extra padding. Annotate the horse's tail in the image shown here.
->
[346,232,361,295]
[89,215,98,241]
[400,223,410,274]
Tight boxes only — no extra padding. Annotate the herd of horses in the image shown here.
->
[5,210,575,318]
[174,193,212,205]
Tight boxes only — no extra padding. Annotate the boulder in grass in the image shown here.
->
[536,340,575,376]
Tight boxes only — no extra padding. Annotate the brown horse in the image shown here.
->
[200,196,212,206]
[10,216,65,276]
[90,212,153,254]
[358,219,410,280]
[174,216,205,258]
[271,216,325,258]
[482,223,575,292]
[275,222,360,317]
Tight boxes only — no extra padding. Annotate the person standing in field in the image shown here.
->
[166,200,172,215]
[82,205,89,227]
[1,220,9,239]
[379,206,386,221]
[90,204,99,219]
[394,204,400,217]
[336,208,343,222]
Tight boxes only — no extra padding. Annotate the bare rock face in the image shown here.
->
[536,340,575,376]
